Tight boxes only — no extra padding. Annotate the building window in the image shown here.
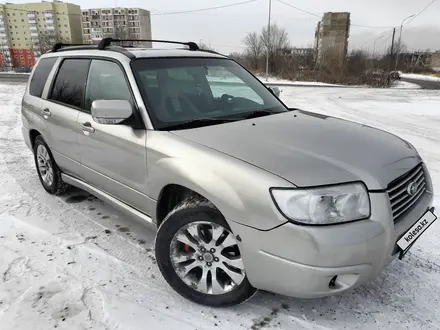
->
[22,19,24,22]
[64,24,67,27]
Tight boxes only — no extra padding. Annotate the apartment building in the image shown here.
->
[0,1,82,68]
[81,8,152,47]
[314,12,350,63]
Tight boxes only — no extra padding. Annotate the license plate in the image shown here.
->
[397,209,437,254]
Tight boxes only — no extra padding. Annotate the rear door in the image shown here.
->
[77,59,149,214]
[43,58,91,176]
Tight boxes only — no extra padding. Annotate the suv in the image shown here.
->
[22,38,436,307]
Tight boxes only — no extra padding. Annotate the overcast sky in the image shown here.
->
[13,0,440,53]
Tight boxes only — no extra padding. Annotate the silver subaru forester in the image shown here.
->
[21,38,437,307]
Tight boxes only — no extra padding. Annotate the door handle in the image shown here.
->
[80,122,95,134]
[41,108,51,119]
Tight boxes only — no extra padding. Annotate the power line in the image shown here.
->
[276,0,396,29]
[382,0,437,46]
[275,0,320,18]
[151,0,259,16]
[0,0,259,17]
[403,0,437,25]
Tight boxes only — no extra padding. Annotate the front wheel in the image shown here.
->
[155,198,256,307]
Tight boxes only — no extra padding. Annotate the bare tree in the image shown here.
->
[199,42,215,51]
[243,31,263,70]
[33,31,59,58]
[260,24,290,74]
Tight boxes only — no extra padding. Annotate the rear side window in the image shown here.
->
[29,57,57,97]
[49,59,90,108]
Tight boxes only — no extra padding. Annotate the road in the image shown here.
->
[401,77,440,89]
[0,73,30,82]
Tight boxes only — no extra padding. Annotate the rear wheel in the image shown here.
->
[33,135,69,195]
[155,198,256,307]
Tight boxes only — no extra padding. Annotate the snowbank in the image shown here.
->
[400,73,440,82]
[256,75,342,87]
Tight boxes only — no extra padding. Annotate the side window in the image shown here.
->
[49,59,90,108]
[85,60,134,110]
[29,57,57,97]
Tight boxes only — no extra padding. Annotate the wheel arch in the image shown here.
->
[150,158,245,227]
[29,129,41,150]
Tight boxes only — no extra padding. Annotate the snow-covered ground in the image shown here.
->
[400,73,440,82]
[1,83,439,330]
[391,80,421,89]
[256,75,342,87]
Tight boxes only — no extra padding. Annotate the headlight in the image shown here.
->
[271,183,370,225]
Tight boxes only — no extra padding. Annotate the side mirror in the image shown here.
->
[269,86,281,98]
[91,100,133,125]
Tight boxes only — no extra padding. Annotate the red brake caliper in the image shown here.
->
[183,244,191,253]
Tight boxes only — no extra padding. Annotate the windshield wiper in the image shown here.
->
[242,109,281,119]
[161,118,237,131]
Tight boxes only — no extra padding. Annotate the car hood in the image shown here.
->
[172,110,421,190]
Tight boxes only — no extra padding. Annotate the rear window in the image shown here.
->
[29,57,57,97]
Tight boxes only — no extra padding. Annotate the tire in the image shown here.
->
[155,197,256,307]
[33,135,69,195]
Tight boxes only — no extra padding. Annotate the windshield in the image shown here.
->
[131,57,287,130]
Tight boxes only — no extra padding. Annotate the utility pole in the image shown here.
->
[395,14,415,70]
[388,27,396,86]
[265,0,272,81]
[372,35,384,63]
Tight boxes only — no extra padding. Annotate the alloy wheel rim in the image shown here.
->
[170,221,245,295]
[36,145,53,186]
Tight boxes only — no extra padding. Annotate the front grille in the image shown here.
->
[387,164,427,223]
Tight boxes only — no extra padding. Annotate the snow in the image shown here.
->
[256,75,342,87]
[1,83,440,329]
[400,73,440,82]
[391,80,421,89]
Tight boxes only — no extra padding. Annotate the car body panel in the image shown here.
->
[146,131,291,229]
[173,110,422,190]
[77,112,149,214]
[228,189,433,297]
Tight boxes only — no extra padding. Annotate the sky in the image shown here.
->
[10,0,440,54]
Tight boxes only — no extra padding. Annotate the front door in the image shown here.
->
[77,59,149,214]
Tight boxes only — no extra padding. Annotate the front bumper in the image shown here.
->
[229,190,433,298]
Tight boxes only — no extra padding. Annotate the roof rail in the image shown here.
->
[51,43,89,52]
[49,42,136,59]
[98,38,200,51]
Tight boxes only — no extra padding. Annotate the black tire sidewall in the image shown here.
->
[33,136,58,194]
[155,204,256,307]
